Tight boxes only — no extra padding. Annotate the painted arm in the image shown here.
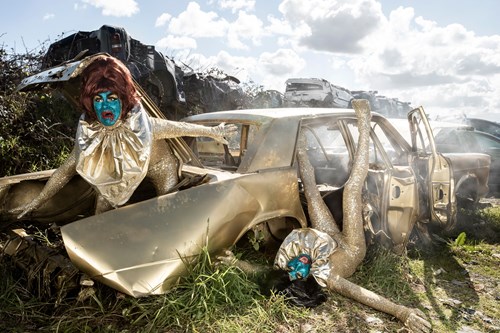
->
[15,149,78,219]
[216,250,271,275]
[327,275,432,333]
[151,118,237,144]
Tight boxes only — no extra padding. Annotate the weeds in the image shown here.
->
[353,245,418,303]
[0,244,308,332]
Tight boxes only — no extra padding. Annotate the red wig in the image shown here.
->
[80,55,139,121]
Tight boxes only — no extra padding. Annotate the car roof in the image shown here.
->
[184,107,364,124]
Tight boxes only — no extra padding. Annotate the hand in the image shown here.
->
[404,308,432,333]
[10,199,40,220]
[216,249,238,266]
[213,123,238,145]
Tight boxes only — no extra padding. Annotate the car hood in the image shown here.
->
[60,166,306,297]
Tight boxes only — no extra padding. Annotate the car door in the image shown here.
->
[355,119,419,253]
[407,107,456,230]
[303,116,419,253]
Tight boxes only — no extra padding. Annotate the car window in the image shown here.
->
[286,83,323,92]
[410,115,432,154]
[371,123,408,166]
[475,133,500,151]
[433,128,463,153]
[302,121,350,187]
[190,123,259,170]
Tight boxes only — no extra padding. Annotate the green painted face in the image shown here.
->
[93,91,122,126]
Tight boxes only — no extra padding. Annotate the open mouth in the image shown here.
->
[101,111,114,120]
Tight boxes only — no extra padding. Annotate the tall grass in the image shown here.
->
[0,245,308,332]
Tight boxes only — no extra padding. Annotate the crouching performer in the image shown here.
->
[218,100,431,333]
[15,55,236,217]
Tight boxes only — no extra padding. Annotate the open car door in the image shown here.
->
[408,107,457,231]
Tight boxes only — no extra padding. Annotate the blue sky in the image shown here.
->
[1,0,500,120]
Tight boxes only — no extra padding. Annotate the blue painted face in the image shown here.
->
[287,254,312,281]
[93,91,122,126]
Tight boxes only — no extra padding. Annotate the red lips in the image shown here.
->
[101,111,114,120]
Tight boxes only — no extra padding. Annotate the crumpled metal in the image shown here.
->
[75,104,152,207]
[274,228,337,287]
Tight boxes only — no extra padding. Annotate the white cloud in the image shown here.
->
[212,50,257,80]
[155,13,172,27]
[74,3,87,10]
[227,11,265,49]
[255,48,306,90]
[277,0,384,53]
[168,2,228,38]
[81,0,139,17]
[175,50,256,81]
[345,5,500,115]
[258,48,305,76]
[218,0,255,13]
[156,35,197,50]
[164,2,264,51]
[43,13,55,20]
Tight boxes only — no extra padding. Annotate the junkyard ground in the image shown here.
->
[0,201,499,333]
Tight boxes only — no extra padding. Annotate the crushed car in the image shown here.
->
[41,24,186,121]
[283,78,353,108]
[0,54,492,300]
[41,24,248,121]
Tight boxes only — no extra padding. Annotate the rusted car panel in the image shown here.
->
[1,165,306,298]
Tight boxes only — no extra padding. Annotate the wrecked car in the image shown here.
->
[0,54,306,298]
[41,24,186,120]
[184,106,491,252]
[391,118,497,199]
[284,78,353,108]
[0,54,491,300]
[416,121,499,197]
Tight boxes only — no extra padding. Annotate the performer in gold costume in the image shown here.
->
[16,55,236,216]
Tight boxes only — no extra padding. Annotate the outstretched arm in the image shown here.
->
[327,274,432,333]
[15,149,78,219]
[151,118,237,144]
[216,250,272,275]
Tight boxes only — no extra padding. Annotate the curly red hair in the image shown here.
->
[80,55,139,121]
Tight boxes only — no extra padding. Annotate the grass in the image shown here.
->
[0,244,308,333]
[1,207,499,332]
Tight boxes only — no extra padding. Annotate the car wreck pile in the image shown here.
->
[0,49,493,331]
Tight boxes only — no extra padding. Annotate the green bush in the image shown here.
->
[0,47,77,176]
